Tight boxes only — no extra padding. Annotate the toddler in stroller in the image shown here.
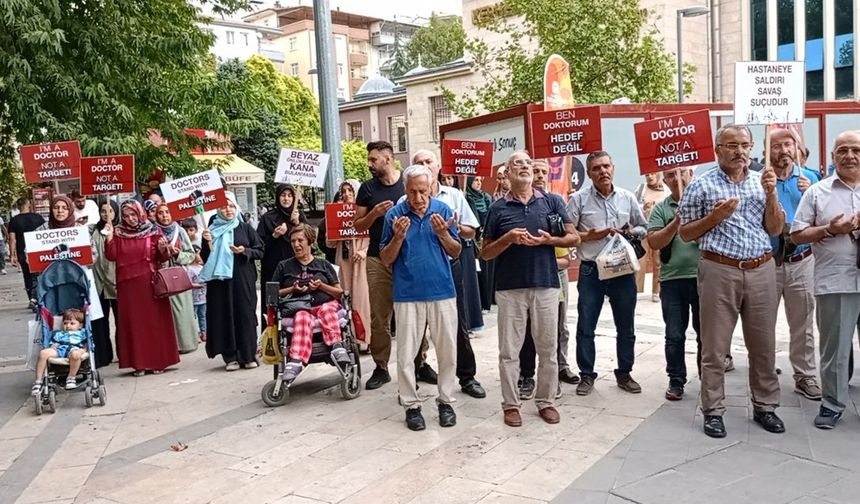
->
[32,308,87,392]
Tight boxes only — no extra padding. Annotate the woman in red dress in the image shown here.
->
[104,200,179,375]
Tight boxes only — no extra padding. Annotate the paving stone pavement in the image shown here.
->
[0,271,856,504]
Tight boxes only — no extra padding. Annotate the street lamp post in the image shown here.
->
[677,6,710,103]
[312,0,344,202]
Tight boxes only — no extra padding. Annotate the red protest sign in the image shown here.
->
[634,110,715,175]
[20,141,82,184]
[80,155,135,195]
[24,227,93,273]
[441,139,495,177]
[325,203,369,241]
[529,106,603,159]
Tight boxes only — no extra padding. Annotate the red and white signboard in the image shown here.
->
[19,141,82,184]
[79,155,135,195]
[325,203,369,241]
[529,106,603,159]
[161,169,227,220]
[634,110,715,175]
[441,139,494,177]
[24,227,93,273]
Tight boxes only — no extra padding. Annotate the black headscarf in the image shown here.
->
[96,200,120,231]
[274,184,298,225]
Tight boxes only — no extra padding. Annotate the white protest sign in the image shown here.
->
[275,148,330,188]
[733,61,805,125]
[160,169,227,220]
[24,226,93,273]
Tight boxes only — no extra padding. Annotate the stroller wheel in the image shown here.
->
[34,395,43,416]
[261,380,290,407]
[98,385,107,406]
[340,365,362,400]
[84,386,93,408]
[47,389,56,413]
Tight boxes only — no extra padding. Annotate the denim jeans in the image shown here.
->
[194,303,207,333]
[660,278,701,385]
[575,261,637,379]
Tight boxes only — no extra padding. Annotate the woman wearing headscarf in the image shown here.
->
[325,180,371,349]
[36,195,77,231]
[155,204,199,354]
[90,199,120,368]
[104,200,179,376]
[201,192,264,371]
[466,176,495,311]
[257,184,306,328]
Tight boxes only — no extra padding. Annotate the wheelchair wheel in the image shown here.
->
[340,365,362,400]
[98,385,107,406]
[84,386,93,408]
[261,380,290,407]
[47,389,56,413]
[34,395,43,416]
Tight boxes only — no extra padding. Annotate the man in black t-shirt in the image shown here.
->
[354,140,435,390]
[8,197,45,304]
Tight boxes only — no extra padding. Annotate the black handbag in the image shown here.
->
[279,294,313,318]
[546,212,566,237]
[620,225,647,259]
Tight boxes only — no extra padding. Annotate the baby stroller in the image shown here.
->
[33,259,106,414]
[260,282,362,407]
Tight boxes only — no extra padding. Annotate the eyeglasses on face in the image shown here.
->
[717,142,753,151]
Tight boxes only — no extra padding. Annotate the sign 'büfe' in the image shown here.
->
[441,139,494,177]
[325,203,369,241]
[80,155,136,195]
[634,110,715,175]
[160,169,227,220]
[24,226,93,272]
[20,141,82,184]
[529,106,603,159]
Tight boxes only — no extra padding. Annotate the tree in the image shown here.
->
[0,0,254,183]
[445,0,687,118]
[403,15,466,72]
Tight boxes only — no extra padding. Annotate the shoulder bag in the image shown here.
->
[146,235,193,299]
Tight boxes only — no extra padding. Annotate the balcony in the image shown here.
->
[371,32,395,46]
[349,53,368,66]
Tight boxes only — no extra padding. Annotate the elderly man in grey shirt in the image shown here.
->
[792,130,860,429]
[567,150,648,396]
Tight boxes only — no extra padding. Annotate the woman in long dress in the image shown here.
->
[155,204,199,354]
[257,184,306,328]
[104,200,179,375]
[326,180,371,348]
[201,192,264,371]
[90,200,119,367]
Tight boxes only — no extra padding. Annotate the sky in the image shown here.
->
[239,0,462,21]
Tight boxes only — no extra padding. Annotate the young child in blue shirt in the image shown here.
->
[32,308,88,393]
[187,245,207,342]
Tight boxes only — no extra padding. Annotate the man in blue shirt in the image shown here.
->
[769,127,822,401]
[380,164,461,431]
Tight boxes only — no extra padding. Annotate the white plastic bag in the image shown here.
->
[25,320,42,371]
[595,233,641,280]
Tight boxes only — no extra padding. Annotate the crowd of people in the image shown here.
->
[14,127,860,436]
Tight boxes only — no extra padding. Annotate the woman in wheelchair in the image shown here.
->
[32,308,87,393]
[273,224,351,382]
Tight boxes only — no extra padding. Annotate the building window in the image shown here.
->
[226,31,235,45]
[347,121,363,141]
[289,37,297,51]
[290,63,299,76]
[388,115,408,153]
[806,0,824,100]
[242,33,249,46]
[776,0,795,59]
[835,0,854,98]
[338,63,344,77]
[750,0,767,61]
[430,96,452,143]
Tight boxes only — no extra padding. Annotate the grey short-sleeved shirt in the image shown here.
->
[791,175,860,295]
[566,185,647,262]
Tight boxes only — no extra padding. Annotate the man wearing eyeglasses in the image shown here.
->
[481,151,580,427]
[679,125,785,439]
[791,130,860,429]
[567,151,648,397]
[768,127,822,401]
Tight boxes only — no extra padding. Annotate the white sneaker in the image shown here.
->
[225,361,240,371]
[1,269,7,275]
[65,377,77,390]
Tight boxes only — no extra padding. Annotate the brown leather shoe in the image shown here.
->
[503,408,522,427]
[538,406,560,424]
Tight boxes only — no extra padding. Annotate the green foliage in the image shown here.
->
[342,140,372,182]
[403,15,466,71]
[446,0,688,118]
[245,56,320,142]
[0,0,254,183]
